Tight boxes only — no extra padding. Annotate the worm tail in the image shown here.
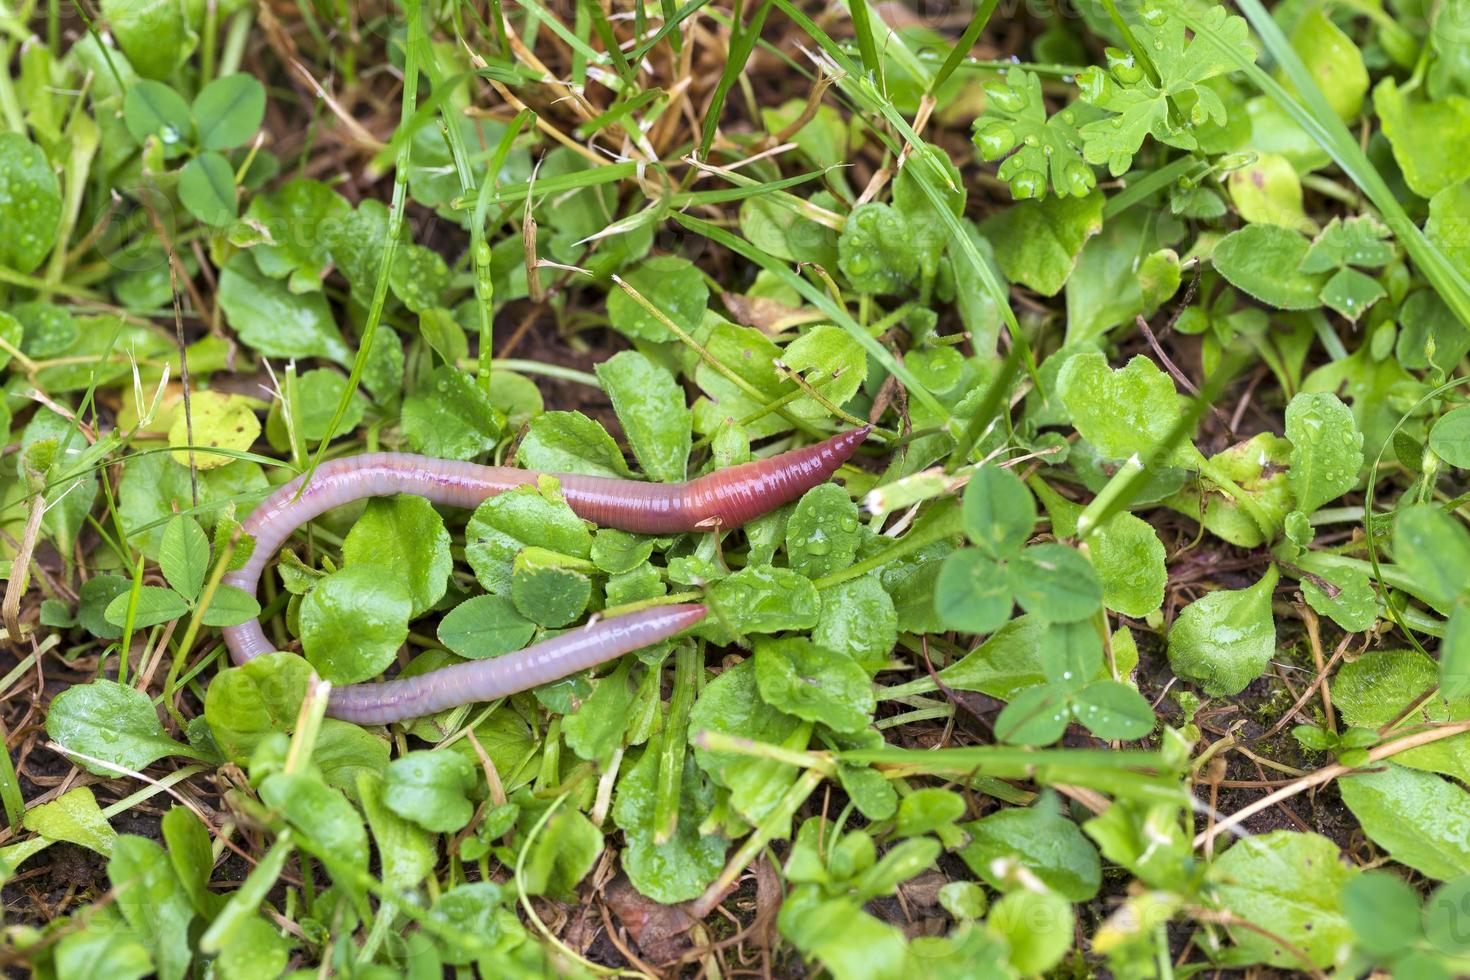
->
[326,604,707,725]
[685,425,870,529]
[555,426,870,533]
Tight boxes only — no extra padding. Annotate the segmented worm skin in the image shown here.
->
[218,426,868,722]
[326,604,709,725]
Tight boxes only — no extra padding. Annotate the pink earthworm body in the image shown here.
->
[220,426,869,724]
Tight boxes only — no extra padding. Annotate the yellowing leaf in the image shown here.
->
[168,391,261,469]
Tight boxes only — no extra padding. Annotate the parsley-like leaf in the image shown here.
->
[973,68,1095,200]
[1077,4,1256,176]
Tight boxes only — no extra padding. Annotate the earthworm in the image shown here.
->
[325,604,709,724]
[217,426,868,721]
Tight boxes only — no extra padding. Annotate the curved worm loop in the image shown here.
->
[326,604,708,725]
[220,426,867,717]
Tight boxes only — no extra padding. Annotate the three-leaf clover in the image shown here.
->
[934,464,1103,634]
[1298,216,1395,320]
[104,515,260,630]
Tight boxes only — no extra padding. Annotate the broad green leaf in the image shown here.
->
[234,179,350,292]
[1340,764,1470,881]
[607,255,708,342]
[104,586,191,629]
[778,886,909,980]
[562,659,634,763]
[934,549,1011,634]
[108,835,193,980]
[203,651,311,763]
[54,929,152,980]
[704,564,821,641]
[218,253,352,365]
[178,152,238,226]
[1430,405,1470,468]
[102,0,188,78]
[1164,431,1294,548]
[1226,153,1312,231]
[465,480,593,593]
[1442,603,1470,700]
[939,614,1050,698]
[120,452,266,560]
[786,484,862,579]
[754,637,875,734]
[77,575,130,640]
[159,515,210,600]
[1333,650,1470,784]
[1291,552,1378,634]
[520,804,603,899]
[216,915,290,980]
[1427,180,1470,285]
[989,889,1074,975]
[960,792,1101,900]
[313,720,389,799]
[358,771,436,891]
[782,324,868,419]
[962,464,1035,560]
[160,806,219,918]
[168,390,261,470]
[1285,7,1368,122]
[1167,567,1278,696]
[401,365,502,461]
[258,772,369,887]
[199,585,260,628]
[894,787,965,838]
[1319,267,1385,321]
[383,750,478,834]
[22,786,116,856]
[389,244,450,314]
[437,594,536,659]
[1374,77,1470,198]
[47,680,193,775]
[613,748,727,903]
[122,81,193,154]
[278,368,367,442]
[515,411,632,477]
[512,554,591,628]
[994,682,1071,745]
[193,74,266,150]
[1341,873,1422,959]
[1058,352,1198,467]
[300,565,411,684]
[1300,215,1395,273]
[814,574,897,672]
[590,528,655,574]
[0,133,62,273]
[1065,208,1174,344]
[690,658,803,824]
[1072,680,1155,739]
[1007,543,1103,623]
[595,350,691,481]
[426,882,516,967]
[1394,505,1470,613]
[1208,831,1355,969]
[342,496,451,617]
[1212,224,1327,310]
[1285,391,1362,513]
[838,202,931,295]
[981,191,1104,296]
